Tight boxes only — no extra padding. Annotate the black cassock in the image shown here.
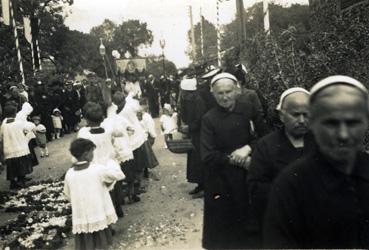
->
[247,130,316,232]
[63,89,80,131]
[180,91,207,184]
[144,80,160,118]
[264,150,369,249]
[200,101,265,249]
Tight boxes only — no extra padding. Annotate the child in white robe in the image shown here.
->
[77,102,125,217]
[64,138,125,250]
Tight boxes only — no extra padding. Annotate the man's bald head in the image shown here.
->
[310,84,369,119]
[279,91,310,139]
[281,92,310,111]
[309,83,369,173]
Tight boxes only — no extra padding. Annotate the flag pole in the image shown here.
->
[216,0,221,67]
[263,0,270,35]
[189,5,197,61]
[200,7,204,57]
[23,16,36,72]
[36,39,42,70]
[10,0,26,84]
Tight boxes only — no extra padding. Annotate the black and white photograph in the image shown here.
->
[1,0,369,249]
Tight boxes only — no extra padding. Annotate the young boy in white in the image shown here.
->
[32,116,49,157]
[160,103,178,148]
[64,138,125,250]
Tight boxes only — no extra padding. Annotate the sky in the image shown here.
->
[65,0,309,68]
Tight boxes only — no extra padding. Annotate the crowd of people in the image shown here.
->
[1,62,369,249]
[177,65,369,249]
[0,71,182,249]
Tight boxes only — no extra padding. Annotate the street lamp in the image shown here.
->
[99,38,108,79]
[159,38,166,77]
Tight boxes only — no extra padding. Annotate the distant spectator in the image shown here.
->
[51,108,63,140]
[32,116,49,157]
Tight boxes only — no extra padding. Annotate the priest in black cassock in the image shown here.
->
[200,73,267,249]
[263,76,369,249]
[247,87,315,242]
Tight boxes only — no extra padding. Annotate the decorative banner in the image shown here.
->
[23,16,32,44]
[116,58,147,73]
[1,0,10,25]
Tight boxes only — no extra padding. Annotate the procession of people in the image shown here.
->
[1,60,369,249]
[1,0,369,247]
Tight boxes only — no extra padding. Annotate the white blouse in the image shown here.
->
[102,106,134,163]
[1,118,33,159]
[120,94,147,150]
[77,126,119,167]
[160,113,178,135]
[141,112,157,138]
[64,161,125,234]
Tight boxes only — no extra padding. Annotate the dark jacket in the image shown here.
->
[200,100,265,249]
[248,129,316,229]
[264,150,369,249]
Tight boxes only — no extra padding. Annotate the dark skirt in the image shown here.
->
[142,140,159,169]
[6,155,33,180]
[110,180,125,206]
[202,164,250,249]
[121,160,135,183]
[74,227,113,250]
[28,139,39,167]
[186,133,204,184]
[132,145,149,172]
[186,149,204,184]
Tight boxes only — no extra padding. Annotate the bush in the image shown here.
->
[224,2,369,131]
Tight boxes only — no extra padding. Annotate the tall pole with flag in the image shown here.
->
[236,0,246,44]
[189,5,197,61]
[216,0,221,66]
[9,0,26,84]
[36,39,42,70]
[23,16,36,72]
[1,0,10,25]
[263,0,271,35]
[200,8,204,57]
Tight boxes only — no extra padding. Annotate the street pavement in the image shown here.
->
[0,119,204,249]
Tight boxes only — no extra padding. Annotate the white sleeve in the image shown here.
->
[77,127,88,139]
[144,114,157,138]
[24,121,36,132]
[63,175,71,200]
[99,161,126,188]
[15,102,33,121]
[106,104,118,118]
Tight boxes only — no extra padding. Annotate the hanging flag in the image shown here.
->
[23,16,32,44]
[1,0,10,25]
[23,16,36,71]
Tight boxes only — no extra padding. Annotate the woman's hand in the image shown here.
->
[229,145,252,168]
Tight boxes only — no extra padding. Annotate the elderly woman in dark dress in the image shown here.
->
[200,73,268,249]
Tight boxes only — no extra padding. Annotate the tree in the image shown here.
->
[111,20,154,57]
[218,0,369,130]
[89,19,154,79]
[91,19,154,57]
[90,19,117,44]
[146,56,177,78]
[17,0,74,69]
[0,0,73,84]
[186,17,218,65]
[48,26,103,76]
